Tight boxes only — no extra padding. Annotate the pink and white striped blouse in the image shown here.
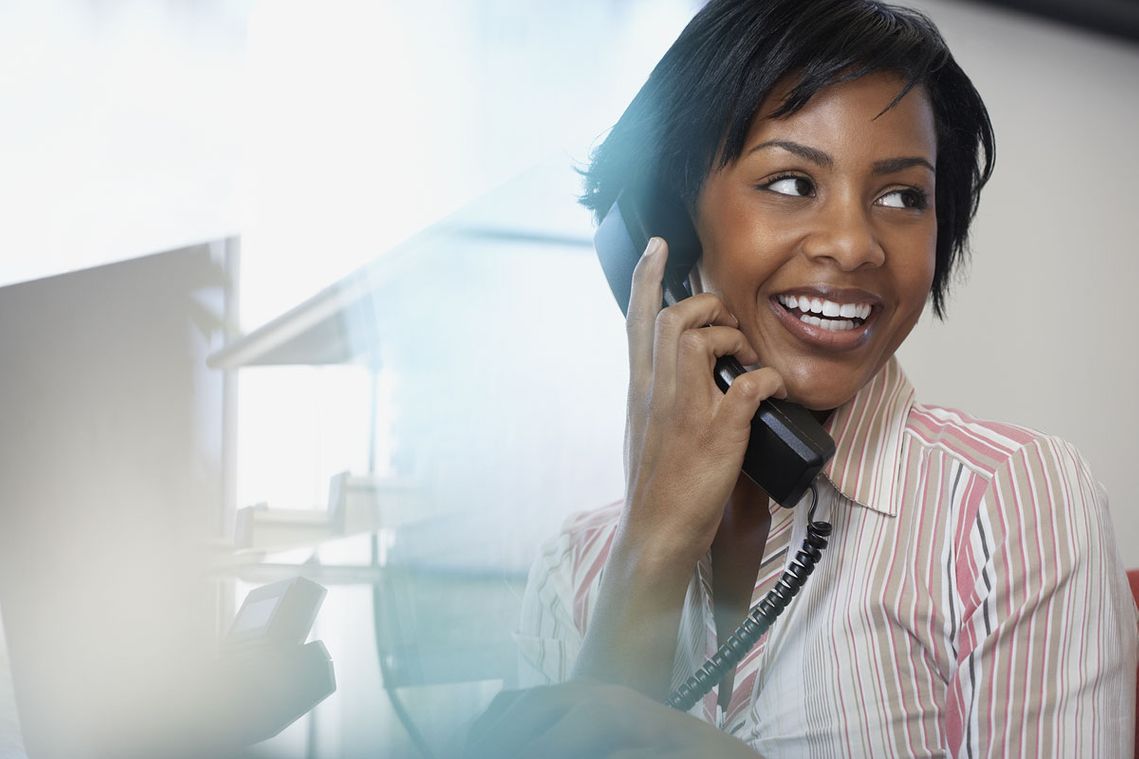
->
[517,357,1138,757]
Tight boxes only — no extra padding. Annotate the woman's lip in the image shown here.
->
[772,286,883,306]
[768,297,876,351]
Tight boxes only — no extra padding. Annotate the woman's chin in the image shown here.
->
[781,377,858,413]
[739,359,862,412]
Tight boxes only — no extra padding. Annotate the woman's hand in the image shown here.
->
[621,237,786,563]
[572,237,785,698]
[463,681,760,759]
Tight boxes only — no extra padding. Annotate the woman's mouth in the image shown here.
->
[770,291,880,349]
[775,293,872,331]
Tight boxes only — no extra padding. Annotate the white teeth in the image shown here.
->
[801,314,857,331]
[777,294,874,322]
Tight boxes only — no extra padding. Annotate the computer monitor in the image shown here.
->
[0,242,231,758]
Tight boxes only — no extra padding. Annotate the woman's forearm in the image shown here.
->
[571,522,701,700]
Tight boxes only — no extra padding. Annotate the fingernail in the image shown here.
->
[729,312,739,327]
[645,237,663,257]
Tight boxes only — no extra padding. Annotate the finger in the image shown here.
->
[465,686,577,757]
[469,688,527,726]
[465,689,528,750]
[674,326,759,400]
[465,683,635,758]
[626,237,668,381]
[518,684,726,759]
[657,291,739,335]
[651,293,743,402]
[514,693,659,759]
[714,367,787,435]
[676,325,760,371]
[515,703,617,759]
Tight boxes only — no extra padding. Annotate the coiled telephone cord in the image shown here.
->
[666,485,832,712]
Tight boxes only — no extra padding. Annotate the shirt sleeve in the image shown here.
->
[514,527,584,688]
[947,435,1137,757]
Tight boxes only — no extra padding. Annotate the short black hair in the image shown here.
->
[580,0,995,318]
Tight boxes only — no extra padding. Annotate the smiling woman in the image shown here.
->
[694,72,939,410]
[464,1,1138,757]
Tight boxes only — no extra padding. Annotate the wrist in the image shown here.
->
[570,506,710,697]
[606,519,703,598]
[615,505,714,575]
[574,533,694,697]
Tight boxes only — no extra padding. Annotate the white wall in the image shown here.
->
[0,0,247,289]
[894,0,1139,565]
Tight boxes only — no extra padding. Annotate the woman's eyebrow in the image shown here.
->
[746,139,935,175]
[871,156,935,175]
[748,140,833,167]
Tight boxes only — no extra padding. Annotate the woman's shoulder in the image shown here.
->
[897,404,1129,636]
[905,400,1099,490]
[902,401,1112,566]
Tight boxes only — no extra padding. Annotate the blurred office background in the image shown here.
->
[0,0,1136,757]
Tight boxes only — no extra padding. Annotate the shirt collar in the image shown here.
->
[820,356,915,517]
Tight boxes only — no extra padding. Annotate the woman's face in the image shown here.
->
[694,72,937,411]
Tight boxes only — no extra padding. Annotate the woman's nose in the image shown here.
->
[800,198,886,271]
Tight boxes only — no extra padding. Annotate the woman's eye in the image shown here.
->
[764,175,814,197]
[877,188,928,210]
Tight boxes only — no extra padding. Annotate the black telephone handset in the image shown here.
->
[594,184,836,508]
